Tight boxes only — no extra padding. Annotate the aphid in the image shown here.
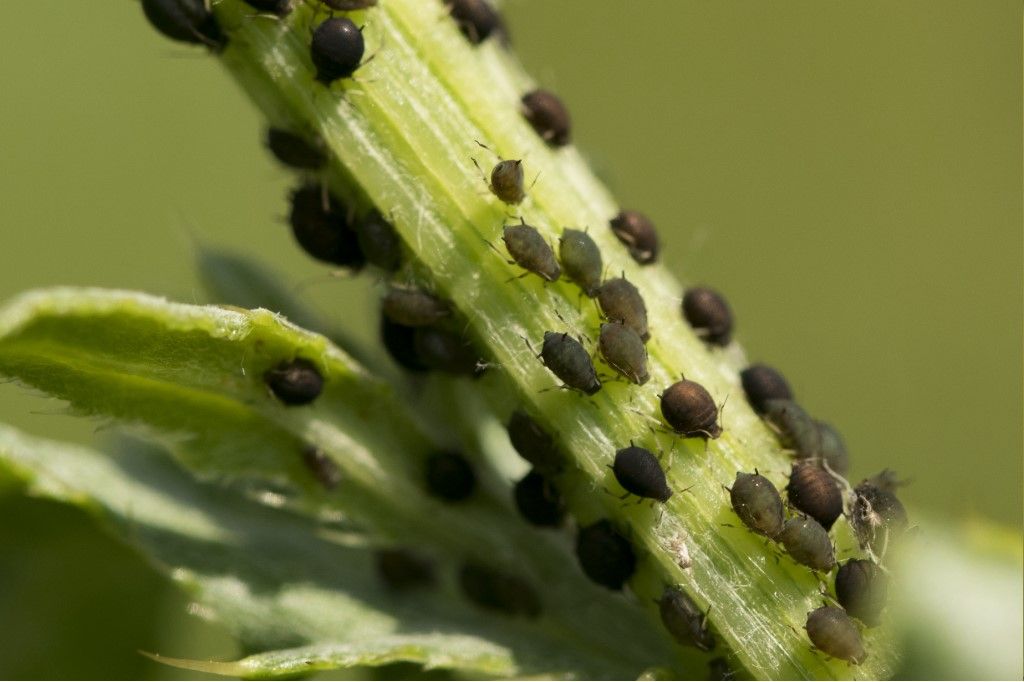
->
[264,358,324,406]
[609,210,659,265]
[382,287,450,327]
[778,516,835,572]
[521,89,571,147]
[380,316,428,373]
[243,0,292,16]
[319,0,378,9]
[538,332,601,394]
[558,228,602,296]
[739,364,793,415]
[835,559,887,627]
[805,606,867,664]
[413,327,483,376]
[488,159,526,205]
[301,445,341,489]
[763,399,821,458]
[513,470,565,527]
[598,322,649,385]
[458,563,541,617]
[375,548,435,590]
[612,445,671,503]
[265,127,326,170]
[288,184,365,268]
[355,210,402,272]
[425,451,476,501]
[597,277,649,342]
[708,657,735,681]
[682,287,733,346]
[786,460,843,531]
[502,222,561,282]
[815,420,849,476]
[446,0,503,45]
[658,587,715,652]
[141,0,226,50]
[506,409,564,473]
[660,379,722,439]
[311,17,366,85]
[575,520,636,590]
[729,471,784,538]
[851,482,908,553]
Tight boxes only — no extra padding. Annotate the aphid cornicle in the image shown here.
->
[380,316,428,373]
[521,89,571,147]
[502,222,561,282]
[682,287,734,346]
[660,379,722,439]
[375,548,435,590]
[599,322,649,385]
[610,210,659,265]
[786,460,843,531]
[301,445,342,489]
[739,364,793,415]
[447,0,503,45]
[488,159,526,205]
[805,606,867,665]
[835,559,887,627]
[458,563,541,618]
[597,277,649,342]
[141,0,226,50]
[513,470,565,527]
[243,0,292,16]
[851,482,908,553]
[413,327,482,376]
[763,399,821,458]
[612,446,672,503]
[288,184,365,269]
[381,287,450,327]
[575,520,636,590]
[266,127,326,170]
[539,332,601,395]
[815,420,849,476]
[558,228,602,297]
[506,409,564,473]
[425,451,476,501]
[658,587,715,652]
[264,358,324,406]
[311,17,366,85]
[729,471,784,538]
[778,516,835,572]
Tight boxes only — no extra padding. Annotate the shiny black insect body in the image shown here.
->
[413,327,482,376]
[514,470,565,527]
[660,379,722,438]
[502,222,561,282]
[301,445,341,489]
[506,409,563,474]
[311,17,366,85]
[739,364,793,415]
[447,0,503,44]
[682,287,733,346]
[806,606,867,664]
[787,460,843,531]
[729,471,784,538]
[597,277,649,341]
[264,358,324,405]
[612,446,671,503]
[559,228,602,296]
[355,210,402,271]
[288,184,364,268]
[598,322,649,385]
[575,520,636,590]
[610,210,659,265]
[778,516,835,572]
[425,451,476,501]
[141,0,226,50]
[521,89,571,147]
[382,287,450,327]
[835,559,887,627]
[658,587,715,652]
[375,548,435,590]
[458,563,541,617]
[266,127,326,170]
[539,332,601,394]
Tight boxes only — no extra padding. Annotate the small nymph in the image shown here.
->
[264,358,324,406]
[446,0,504,45]
[521,89,571,147]
[682,287,734,346]
[609,210,659,265]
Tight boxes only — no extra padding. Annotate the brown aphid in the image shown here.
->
[599,322,649,385]
[778,516,835,572]
[381,287,450,327]
[835,559,888,627]
[815,420,849,476]
[446,0,504,45]
[851,482,908,553]
[739,364,793,415]
[658,587,715,652]
[506,409,564,474]
[805,606,867,665]
[787,460,843,531]
[301,445,341,489]
[559,228,602,297]
[682,287,734,346]
[375,548,435,590]
[597,277,649,342]
[521,89,571,147]
[264,358,324,406]
[502,222,561,282]
[539,331,601,395]
[660,379,722,439]
[729,471,784,538]
[609,210,659,265]
[488,159,525,205]
[763,399,821,458]
[413,327,483,376]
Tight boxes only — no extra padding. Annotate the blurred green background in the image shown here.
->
[0,0,1019,677]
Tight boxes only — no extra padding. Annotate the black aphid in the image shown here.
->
[612,446,671,503]
[682,287,733,346]
[264,358,324,406]
[320,0,378,9]
[375,548,435,590]
[380,316,428,373]
[851,482,908,553]
[729,471,784,538]
[265,127,325,170]
[243,0,292,17]
[521,89,571,147]
[835,559,887,627]
[141,0,226,50]
[355,210,402,272]
[425,451,476,501]
[539,332,601,394]
[597,277,649,342]
[763,399,821,458]
[311,17,366,85]
[660,379,722,438]
[778,516,835,572]
[513,470,565,527]
[413,327,483,376]
[447,0,503,45]
[301,445,341,489]
[559,228,602,296]
[787,461,843,531]
[815,420,849,476]
[610,210,659,265]
[502,222,561,282]
[598,322,649,385]
[805,606,867,665]
[382,287,450,327]
[658,587,715,652]
[458,563,541,618]
[575,520,636,590]
[488,159,526,205]
[739,364,793,415]
[506,409,563,473]
[288,184,364,268]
